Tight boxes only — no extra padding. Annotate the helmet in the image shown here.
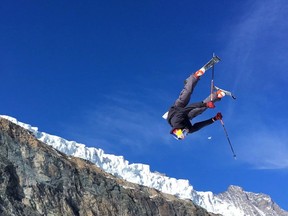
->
[172,128,189,140]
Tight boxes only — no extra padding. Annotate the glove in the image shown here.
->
[206,101,215,108]
[213,112,223,121]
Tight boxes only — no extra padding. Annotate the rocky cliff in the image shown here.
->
[0,118,218,216]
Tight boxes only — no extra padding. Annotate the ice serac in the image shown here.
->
[1,115,287,216]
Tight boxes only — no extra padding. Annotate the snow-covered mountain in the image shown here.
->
[1,115,287,216]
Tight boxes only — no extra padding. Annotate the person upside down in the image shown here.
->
[166,66,227,140]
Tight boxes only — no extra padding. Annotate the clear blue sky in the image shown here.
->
[1,0,287,210]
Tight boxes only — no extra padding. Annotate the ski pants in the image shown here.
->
[173,74,219,119]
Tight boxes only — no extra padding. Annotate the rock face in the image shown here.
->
[215,185,288,216]
[0,118,218,216]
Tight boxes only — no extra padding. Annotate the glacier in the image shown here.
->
[0,115,271,216]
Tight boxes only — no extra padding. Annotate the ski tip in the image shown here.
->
[213,54,221,62]
[232,95,236,100]
[216,56,221,61]
[233,155,237,160]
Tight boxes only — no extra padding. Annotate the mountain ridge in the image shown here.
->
[1,115,287,216]
[0,116,217,216]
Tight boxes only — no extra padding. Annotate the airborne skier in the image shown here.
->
[165,56,232,140]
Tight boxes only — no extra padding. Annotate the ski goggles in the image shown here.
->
[172,128,189,140]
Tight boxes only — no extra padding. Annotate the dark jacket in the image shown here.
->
[167,102,214,134]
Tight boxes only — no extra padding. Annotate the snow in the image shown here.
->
[0,115,251,216]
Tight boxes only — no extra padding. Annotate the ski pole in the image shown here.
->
[219,119,237,159]
[210,53,215,101]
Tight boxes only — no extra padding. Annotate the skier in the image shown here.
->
[166,65,229,140]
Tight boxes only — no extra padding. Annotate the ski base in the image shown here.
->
[203,55,221,71]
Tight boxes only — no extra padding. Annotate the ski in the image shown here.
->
[203,55,221,71]
[214,86,236,100]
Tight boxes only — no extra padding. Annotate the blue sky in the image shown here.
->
[1,0,288,210]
